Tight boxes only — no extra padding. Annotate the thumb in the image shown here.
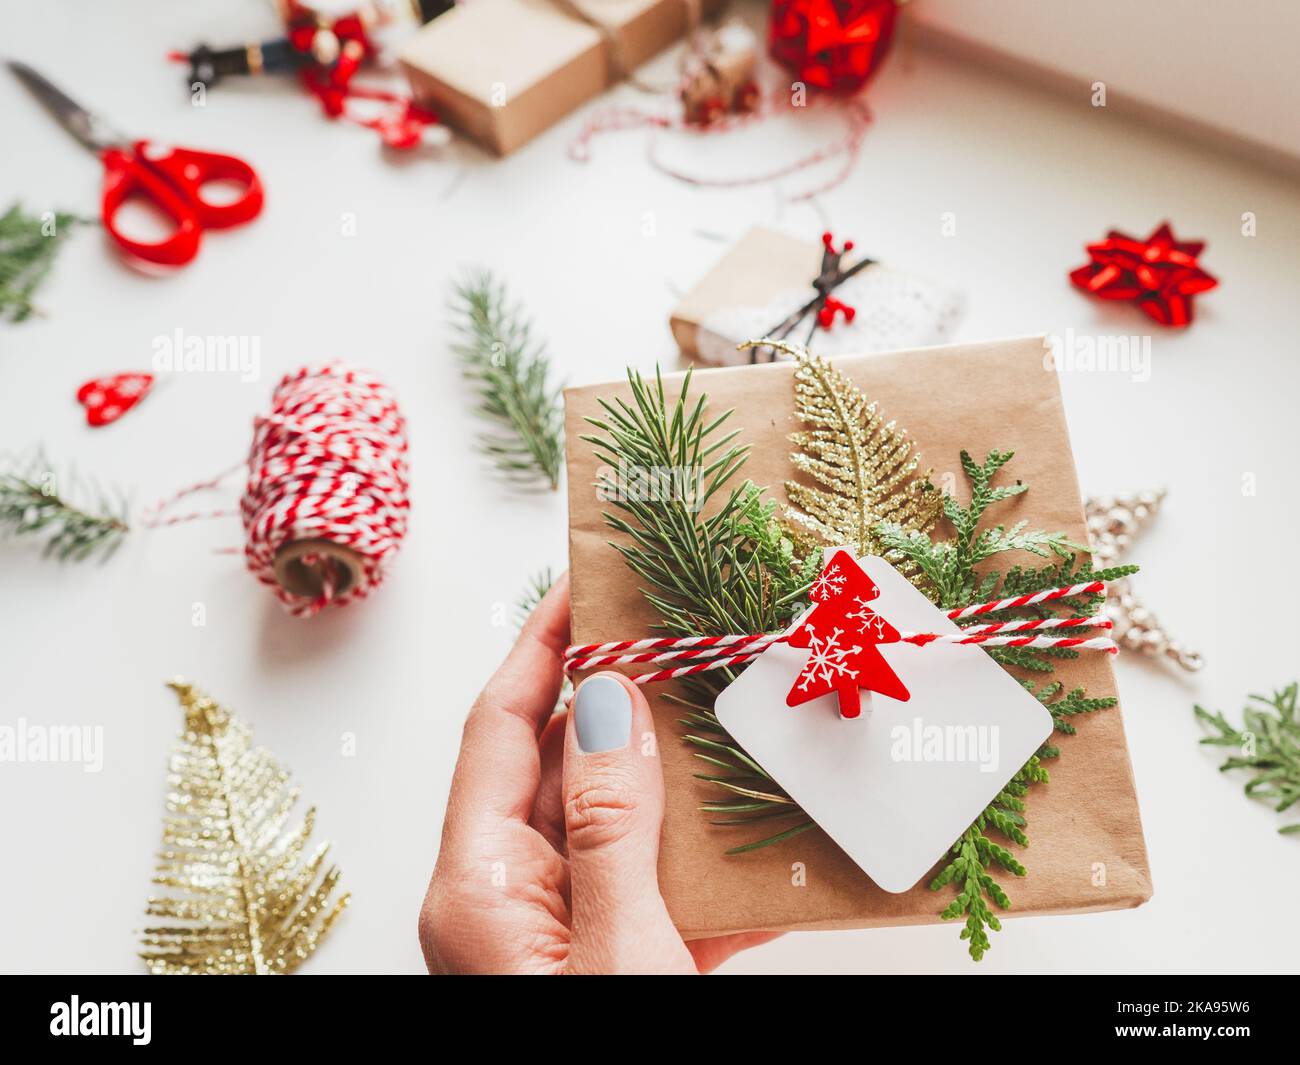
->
[562,672,694,974]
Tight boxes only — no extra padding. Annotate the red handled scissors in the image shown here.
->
[10,60,263,268]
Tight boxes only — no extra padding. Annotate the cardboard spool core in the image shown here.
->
[272,539,365,601]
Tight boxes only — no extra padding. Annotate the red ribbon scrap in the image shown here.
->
[1069,222,1218,327]
[288,15,437,150]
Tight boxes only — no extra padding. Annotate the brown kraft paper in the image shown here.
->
[399,0,721,156]
[563,336,1152,938]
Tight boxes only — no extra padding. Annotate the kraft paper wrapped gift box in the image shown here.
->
[399,0,723,156]
[563,336,1152,937]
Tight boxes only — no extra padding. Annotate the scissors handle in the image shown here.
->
[136,140,264,229]
[101,145,203,266]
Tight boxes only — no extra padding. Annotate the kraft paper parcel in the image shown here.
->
[563,337,1152,938]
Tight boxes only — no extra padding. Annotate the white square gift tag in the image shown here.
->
[713,554,1054,894]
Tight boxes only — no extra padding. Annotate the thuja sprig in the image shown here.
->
[881,449,1134,959]
[877,450,1081,607]
[0,204,81,323]
[450,271,564,490]
[0,453,128,561]
[1195,683,1300,835]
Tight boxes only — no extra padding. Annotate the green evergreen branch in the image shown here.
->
[450,272,564,489]
[0,452,128,560]
[1195,683,1300,834]
[0,204,81,323]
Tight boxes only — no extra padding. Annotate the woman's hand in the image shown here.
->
[418,573,779,974]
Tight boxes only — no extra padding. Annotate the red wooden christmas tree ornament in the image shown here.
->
[786,549,910,718]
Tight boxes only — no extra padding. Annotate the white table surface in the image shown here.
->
[2,0,1297,975]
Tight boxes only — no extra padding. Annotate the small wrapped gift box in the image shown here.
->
[671,226,964,365]
[563,337,1151,938]
[399,0,721,155]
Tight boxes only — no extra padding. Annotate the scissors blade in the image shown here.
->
[8,60,125,153]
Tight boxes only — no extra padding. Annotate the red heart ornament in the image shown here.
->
[76,372,154,427]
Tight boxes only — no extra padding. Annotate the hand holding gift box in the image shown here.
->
[563,337,1151,957]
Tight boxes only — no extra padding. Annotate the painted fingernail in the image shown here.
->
[574,675,632,753]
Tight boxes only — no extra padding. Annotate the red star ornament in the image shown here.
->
[1069,222,1218,327]
[786,549,910,718]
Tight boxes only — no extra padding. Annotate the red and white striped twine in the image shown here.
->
[143,363,410,618]
[243,364,409,616]
[564,580,1117,687]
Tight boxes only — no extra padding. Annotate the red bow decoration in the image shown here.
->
[786,550,910,718]
[1069,223,1218,327]
[288,10,439,149]
[768,0,898,94]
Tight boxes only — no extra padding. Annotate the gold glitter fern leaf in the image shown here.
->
[755,340,941,570]
[140,680,349,975]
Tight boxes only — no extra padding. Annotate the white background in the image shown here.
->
[1,0,1297,975]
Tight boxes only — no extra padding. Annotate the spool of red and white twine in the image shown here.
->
[145,363,410,617]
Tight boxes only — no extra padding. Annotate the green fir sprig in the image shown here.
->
[1195,683,1300,835]
[0,204,81,323]
[450,272,564,490]
[0,452,128,560]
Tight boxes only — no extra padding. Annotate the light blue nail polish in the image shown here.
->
[574,675,632,753]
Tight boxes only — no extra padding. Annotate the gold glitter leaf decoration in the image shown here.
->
[140,680,349,975]
[758,340,940,571]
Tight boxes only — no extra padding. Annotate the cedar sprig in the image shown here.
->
[883,449,1133,959]
[0,452,128,561]
[1195,683,1300,835]
[0,203,81,322]
[876,450,1081,607]
[450,271,564,489]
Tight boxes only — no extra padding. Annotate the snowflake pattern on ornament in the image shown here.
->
[793,624,863,693]
[809,563,847,602]
[845,596,891,640]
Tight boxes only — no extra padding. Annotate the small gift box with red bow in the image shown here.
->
[562,337,1152,943]
[399,0,723,155]
[670,226,963,365]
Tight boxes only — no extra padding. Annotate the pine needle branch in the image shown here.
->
[1195,683,1300,834]
[0,204,81,322]
[450,271,564,489]
[0,452,128,561]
